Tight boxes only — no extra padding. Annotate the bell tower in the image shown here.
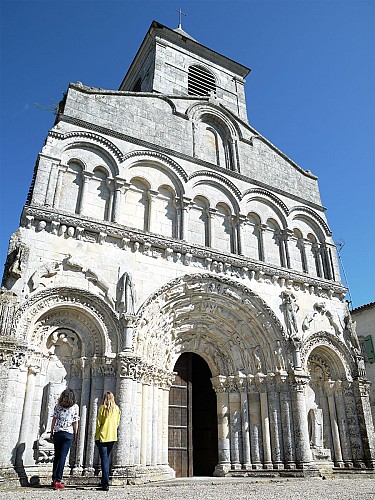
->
[119,20,250,121]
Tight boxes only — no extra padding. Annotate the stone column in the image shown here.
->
[248,389,263,469]
[140,382,150,466]
[237,215,247,256]
[151,383,159,465]
[313,243,323,278]
[84,360,102,473]
[52,165,68,208]
[334,381,353,467]
[228,385,241,470]
[212,376,231,475]
[342,381,365,468]
[258,224,267,261]
[290,372,313,469]
[78,171,94,216]
[278,374,295,469]
[267,376,284,469]
[147,190,159,233]
[45,162,59,206]
[256,375,272,469]
[16,364,39,467]
[156,385,164,465]
[325,381,344,467]
[111,178,127,223]
[281,229,292,269]
[352,380,375,468]
[316,381,333,453]
[113,356,138,471]
[133,379,143,466]
[180,197,192,241]
[161,386,170,464]
[105,177,115,222]
[75,359,90,471]
[208,208,216,248]
[238,377,251,469]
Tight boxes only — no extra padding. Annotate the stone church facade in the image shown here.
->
[0,21,374,483]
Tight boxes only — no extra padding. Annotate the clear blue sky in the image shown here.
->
[1,0,374,309]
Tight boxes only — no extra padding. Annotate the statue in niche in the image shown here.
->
[8,245,23,278]
[308,408,324,448]
[281,290,300,340]
[273,340,286,372]
[343,313,361,354]
[117,272,136,315]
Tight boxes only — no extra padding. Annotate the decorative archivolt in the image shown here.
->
[11,287,121,356]
[188,171,242,203]
[122,150,188,183]
[187,102,241,139]
[242,189,289,217]
[134,273,288,377]
[49,130,123,167]
[301,332,355,380]
[289,206,332,237]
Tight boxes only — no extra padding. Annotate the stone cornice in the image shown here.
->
[22,205,347,300]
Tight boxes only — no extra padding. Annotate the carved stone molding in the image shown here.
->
[188,170,242,200]
[49,130,124,163]
[21,206,346,301]
[301,332,354,380]
[117,355,175,388]
[123,150,188,182]
[11,287,121,356]
[242,188,289,215]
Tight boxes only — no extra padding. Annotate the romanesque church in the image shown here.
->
[0,20,374,483]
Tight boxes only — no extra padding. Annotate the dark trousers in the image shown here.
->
[52,431,74,482]
[96,441,114,488]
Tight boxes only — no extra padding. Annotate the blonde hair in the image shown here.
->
[101,391,116,415]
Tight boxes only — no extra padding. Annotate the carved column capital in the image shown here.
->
[211,375,229,393]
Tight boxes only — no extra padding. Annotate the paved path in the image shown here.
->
[1,477,375,500]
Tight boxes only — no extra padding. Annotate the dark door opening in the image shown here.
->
[168,352,218,477]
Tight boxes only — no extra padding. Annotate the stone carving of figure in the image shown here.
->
[344,313,361,354]
[8,246,23,278]
[281,290,300,340]
[30,261,61,291]
[117,272,136,315]
[273,340,286,372]
[252,345,264,373]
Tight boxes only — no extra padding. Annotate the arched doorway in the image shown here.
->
[168,353,218,477]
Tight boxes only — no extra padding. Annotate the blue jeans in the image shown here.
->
[96,441,114,488]
[52,431,74,482]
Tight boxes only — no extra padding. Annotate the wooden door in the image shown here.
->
[168,353,218,477]
[168,353,193,477]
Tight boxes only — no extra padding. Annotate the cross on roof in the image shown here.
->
[176,8,186,29]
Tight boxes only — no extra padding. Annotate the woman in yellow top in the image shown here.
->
[95,392,121,491]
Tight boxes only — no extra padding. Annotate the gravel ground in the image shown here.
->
[0,477,374,500]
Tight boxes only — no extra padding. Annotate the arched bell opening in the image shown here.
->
[168,352,218,477]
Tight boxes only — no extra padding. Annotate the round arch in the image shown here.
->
[134,274,287,377]
[12,287,121,356]
[301,331,355,380]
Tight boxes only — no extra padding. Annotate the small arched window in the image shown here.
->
[188,65,216,96]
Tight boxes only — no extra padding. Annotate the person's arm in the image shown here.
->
[73,420,79,438]
[95,406,103,441]
[50,416,57,435]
